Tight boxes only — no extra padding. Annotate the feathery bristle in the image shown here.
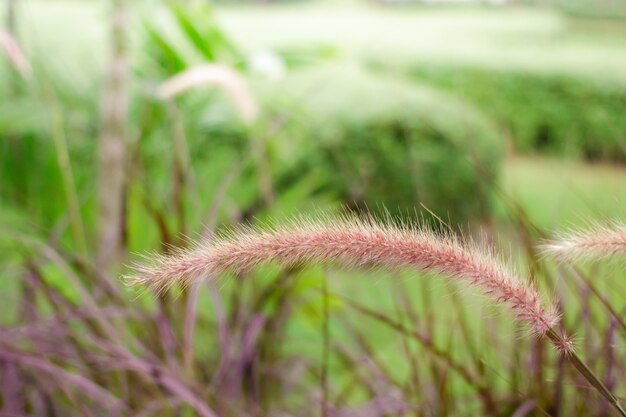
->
[555,334,576,357]
[125,215,559,335]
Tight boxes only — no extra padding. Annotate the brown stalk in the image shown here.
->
[97,0,131,270]
[545,329,626,417]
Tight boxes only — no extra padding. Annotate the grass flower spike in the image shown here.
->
[127,216,559,336]
[541,221,626,262]
[128,216,626,416]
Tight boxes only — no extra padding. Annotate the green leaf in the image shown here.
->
[143,20,187,74]
[171,2,217,61]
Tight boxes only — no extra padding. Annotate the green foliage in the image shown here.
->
[259,66,505,223]
[557,0,626,19]
[170,1,239,62]
[142,23,188,74]
[0,64,99,234]
[411,66,626,162]
[140,0,241,78]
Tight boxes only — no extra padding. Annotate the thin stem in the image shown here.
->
[321,275,330,417]
[546,328,626,417]
[97,0,130,270]
[50,104,88,256]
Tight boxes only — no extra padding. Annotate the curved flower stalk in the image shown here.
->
[156,63,258,124]
[127,216,559,336]
[541,221,626,262]
[0,29,31,78]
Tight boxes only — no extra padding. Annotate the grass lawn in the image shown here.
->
[501,156,626,229]
[215,4,626,87]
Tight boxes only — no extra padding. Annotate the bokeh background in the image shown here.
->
[1,0,625,415]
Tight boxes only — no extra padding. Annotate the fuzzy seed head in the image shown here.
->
[541,221,626,263]
[126,215,559,336]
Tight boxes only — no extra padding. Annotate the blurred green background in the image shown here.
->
[0,0,625,416]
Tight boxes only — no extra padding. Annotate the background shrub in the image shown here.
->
[259,66,505,223]
[410,65,626,162]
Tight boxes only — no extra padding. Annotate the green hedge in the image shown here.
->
[410,66,626,162]
[260,66,505,224]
